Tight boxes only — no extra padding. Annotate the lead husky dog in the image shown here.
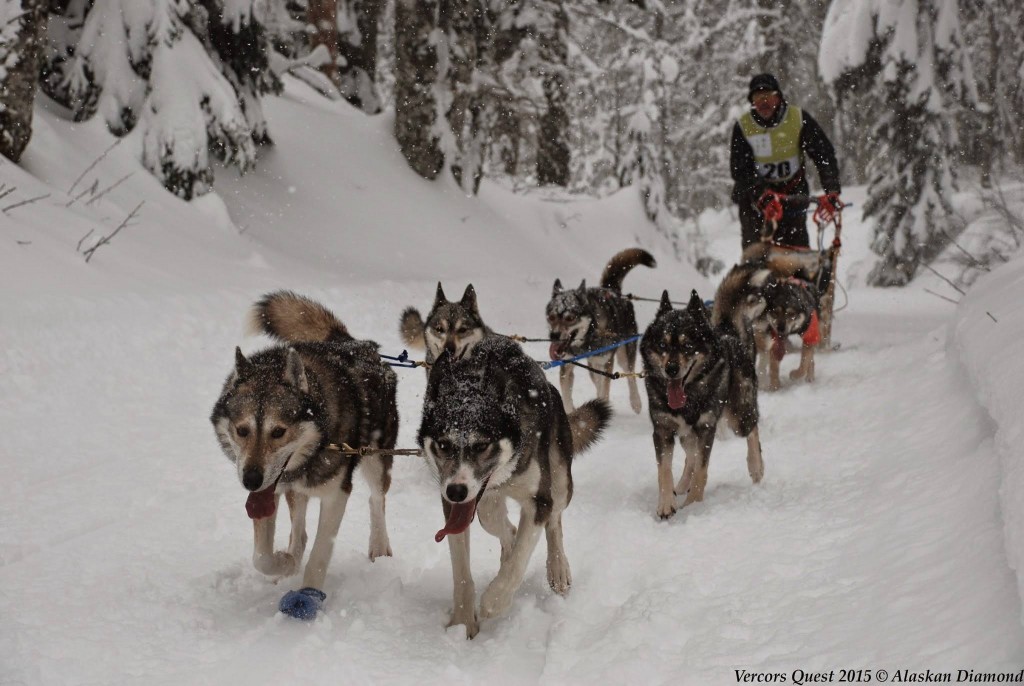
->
[418,336,611,638]
[546,248,656,415]
[210,291,398,620]
[400,283,493,365]
[640,290,764,519]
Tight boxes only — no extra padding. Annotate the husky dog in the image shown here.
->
[726,243,822,391]
[418,336,611,638]
[210,291,398,620]
[400,283,493,365]
[641,290,764,519]
[546,248,656,415]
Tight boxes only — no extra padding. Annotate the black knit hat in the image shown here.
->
[748,73,782,101]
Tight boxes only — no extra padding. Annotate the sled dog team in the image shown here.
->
[210,245,827,636]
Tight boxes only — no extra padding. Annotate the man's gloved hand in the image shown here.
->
[757,189,785,224]
[815,192,843,224]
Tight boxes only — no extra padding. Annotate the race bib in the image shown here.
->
[748,133,772,158]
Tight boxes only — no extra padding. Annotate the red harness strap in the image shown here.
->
[802,309,821,347]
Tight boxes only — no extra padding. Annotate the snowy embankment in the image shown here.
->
[954,253,1024,610]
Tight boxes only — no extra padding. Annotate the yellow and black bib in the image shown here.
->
[738,105,803,183]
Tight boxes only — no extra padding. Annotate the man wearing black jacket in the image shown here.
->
[730,73,842,249]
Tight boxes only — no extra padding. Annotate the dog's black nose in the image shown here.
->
[666,361,680,378]
[446,483,469,503]
[242,468,264,492]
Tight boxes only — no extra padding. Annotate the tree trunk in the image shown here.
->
[337,0,382,113]
[307,0,341,88]
[0,0,48,163]
[393,0,443,179]
[537,1,570,186]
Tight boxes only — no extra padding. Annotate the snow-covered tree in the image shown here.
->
[47,0,282,199]
[0,0,48,162]
[820,0,978,286]
[535,0,570,186]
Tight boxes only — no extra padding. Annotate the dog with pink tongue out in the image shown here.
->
[418,336,611,638]
[639,290,765,520]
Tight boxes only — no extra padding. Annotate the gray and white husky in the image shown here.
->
[418,336,611,638]
[210,291,398,620]
[400,282,493,365]
[546,248,656,415]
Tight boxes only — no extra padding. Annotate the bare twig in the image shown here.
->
[85,173,133,207]
[922,263,967,296]
[924,288,959,305]
[940,229,990,272]
[0,185,16,202]
[82,201,144,263]
[987,312,998,323]
[75,228,95,252]
[65,179,99,207]
[68,139,122,196]
[2,193,51,213]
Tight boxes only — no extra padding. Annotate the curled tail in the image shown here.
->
[399,307,426,349]
[249,290,351,344]
[601,248,657,293]
[569,399,613,455]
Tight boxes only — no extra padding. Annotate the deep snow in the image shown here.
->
[1,79,1022,685]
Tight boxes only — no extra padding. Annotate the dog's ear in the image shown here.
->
[460,284,479,315]
[577,278,587,293]
[283,347,310,392]
[552,278,562,297]
[234,346,252,378]
[657,290,673,317]
[686,289,705,315]
[433,282,447,308]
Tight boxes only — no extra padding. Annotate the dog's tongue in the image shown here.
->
[245,487,276,520]
[771,333,786,361]
[549,341,566,361]
[435,500,479,543]
[667,379,687,410]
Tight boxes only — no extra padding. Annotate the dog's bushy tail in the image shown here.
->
[399,307,425,348]
[249,291,352,344]
[601,248,656,293]
[569,399,613,455]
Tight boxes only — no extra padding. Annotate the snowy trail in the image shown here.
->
[2,284,1021,685]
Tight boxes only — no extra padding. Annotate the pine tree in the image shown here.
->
[820,0,978,286]
[59,0,264,198]
[535,0,570,186]
[0,0,48,162]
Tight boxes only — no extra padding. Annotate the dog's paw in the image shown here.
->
[547,559,572,595]
[789,369,805,380]
[253,551,299,577]
[368,540,393,562]
[479,583,513,620]
[447,611,480,639]
[278,587,326,620]
[657,500,677,520]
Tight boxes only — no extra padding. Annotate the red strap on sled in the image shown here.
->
[802,310,821,347]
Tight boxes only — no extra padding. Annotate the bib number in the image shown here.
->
[758,157,798,181]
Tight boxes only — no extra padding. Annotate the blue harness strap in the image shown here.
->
[541,334,642,370]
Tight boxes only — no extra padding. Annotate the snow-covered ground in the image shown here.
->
[2,81,1022,685]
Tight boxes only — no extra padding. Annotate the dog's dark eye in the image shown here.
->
[456,326,468,335]
[472,441,489,454]
[564,314,577,323]
[270,426,286,439]
[434,325,445,334]
[436,439,452,455]
[236,425,250,438]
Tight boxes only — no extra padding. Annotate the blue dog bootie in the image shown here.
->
[279,587,326,620]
